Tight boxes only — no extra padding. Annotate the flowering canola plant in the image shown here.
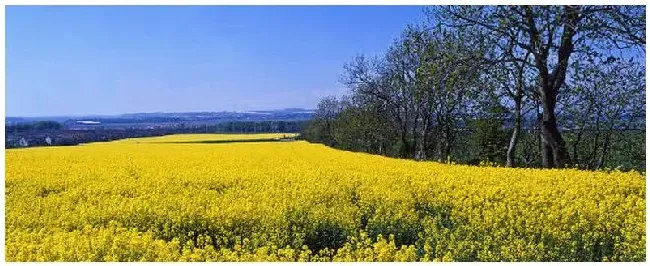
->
[5,134,645,261]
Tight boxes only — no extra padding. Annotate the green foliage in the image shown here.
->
[303,6,645,171]
[469,118,509,165]
[468,100,510,165]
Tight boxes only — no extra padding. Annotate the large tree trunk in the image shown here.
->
[506,96,522,167]
[523,6,579,168]
[541,135,554,168]
[539,89,571,168]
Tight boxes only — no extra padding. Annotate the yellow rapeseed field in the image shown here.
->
[92,133,298,144]
[5,134,645,261]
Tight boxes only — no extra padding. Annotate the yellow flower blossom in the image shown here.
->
[5,134,645,261]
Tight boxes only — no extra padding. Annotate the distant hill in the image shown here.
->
[6,108,315,130]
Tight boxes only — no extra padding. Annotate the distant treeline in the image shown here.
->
[6,120,308,148]
[174,120,308,133]
[6,121,63,132]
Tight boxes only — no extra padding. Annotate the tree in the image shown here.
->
[469,93,510,164]
[306,96,343,146]
[303,5,645,171]
[341,29,423,158]
[563,55,645,169]
[431,5,645,168]
[418,26,485,161]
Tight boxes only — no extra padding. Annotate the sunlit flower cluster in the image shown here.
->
[5,134,645,261]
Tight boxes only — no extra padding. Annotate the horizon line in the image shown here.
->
[5,107,317,119]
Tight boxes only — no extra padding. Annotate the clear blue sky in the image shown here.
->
[6,6,427,117]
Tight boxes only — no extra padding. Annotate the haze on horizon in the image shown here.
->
[6,6,427,117]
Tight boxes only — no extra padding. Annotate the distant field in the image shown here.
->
[5,134,645,261]
[91,133,299,144]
